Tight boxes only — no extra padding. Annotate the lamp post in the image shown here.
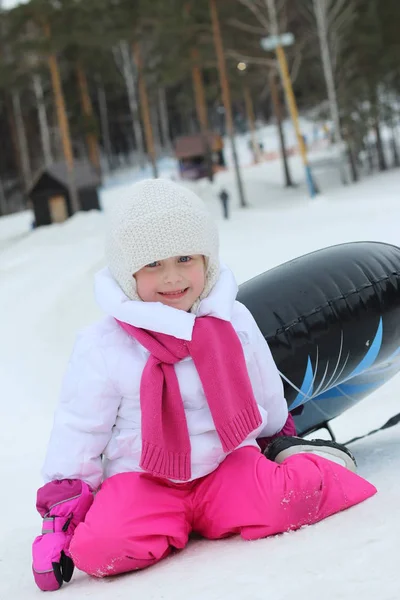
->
[263,0,318,197]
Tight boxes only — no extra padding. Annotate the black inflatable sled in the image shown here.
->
[237,241,400,436]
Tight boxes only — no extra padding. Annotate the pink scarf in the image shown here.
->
[117,317,262,481]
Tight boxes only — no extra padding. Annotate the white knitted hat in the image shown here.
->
[105,178,220,309]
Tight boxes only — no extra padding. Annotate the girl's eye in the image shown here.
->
[178,256,192,263]
[146,261,160,268]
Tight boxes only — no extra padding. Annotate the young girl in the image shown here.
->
[32,179,376,591]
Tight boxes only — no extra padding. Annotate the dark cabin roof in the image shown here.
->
[29,160,101,193]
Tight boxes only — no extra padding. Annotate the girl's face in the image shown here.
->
[135,255,206,311]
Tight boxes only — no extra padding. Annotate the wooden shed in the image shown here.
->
[28,160,101,227]
[174,132,225,181]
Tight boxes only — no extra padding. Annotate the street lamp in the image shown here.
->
[262,0,319,198]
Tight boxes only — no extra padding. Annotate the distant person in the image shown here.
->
[218,187,230,219]
[31,179,376,591]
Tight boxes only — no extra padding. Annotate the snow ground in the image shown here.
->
[1,156,400,599]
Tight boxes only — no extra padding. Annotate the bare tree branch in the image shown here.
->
[227,18,266,36]
[259,80,271,101]
[276,0,286,13]
[328,0,350,30]
[237,0,270,32]
[277,0,288,32]
[112,43,124,79]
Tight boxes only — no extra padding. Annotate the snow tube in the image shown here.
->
[237,242,400,436]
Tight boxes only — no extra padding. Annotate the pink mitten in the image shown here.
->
[32,479,93,591]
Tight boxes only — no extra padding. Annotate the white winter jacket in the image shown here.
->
[42,264,288,490]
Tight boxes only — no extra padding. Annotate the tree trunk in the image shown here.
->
[32,74,53,167]
[0,177,7,216]
[6,98,23,183]
[347,142,358,182]
[387,95,400,168]
[368,88,387,172]
[191,46,209,133]
[132,41,158,178]
[363,136,374,173]
[119,40,145,168]
[11,90,31,190]
[158,86,172,152]
[391,137,400,168]
[374,119,387,171]
[313,0,348,184]
[190,48,214,181]
[151,104,161,154]
[268,70,295,187]
[76,62,100,171]
[97,83,113,170]
[44,22,79,214]
[210,0,247,207]
[243,84,261,164]
[47,50,79,213]
[266,0,318,197]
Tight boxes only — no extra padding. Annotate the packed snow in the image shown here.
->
[1,149,399,599]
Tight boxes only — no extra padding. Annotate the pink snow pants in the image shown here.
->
[70,447,376,578]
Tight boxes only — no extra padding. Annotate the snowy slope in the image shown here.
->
[1,161,399,599]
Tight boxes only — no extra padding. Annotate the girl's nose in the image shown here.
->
[163,265,183,284]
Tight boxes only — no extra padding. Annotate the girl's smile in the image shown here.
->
[135,255,206,311]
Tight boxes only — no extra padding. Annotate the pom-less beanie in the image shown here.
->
[105,178,220,308]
